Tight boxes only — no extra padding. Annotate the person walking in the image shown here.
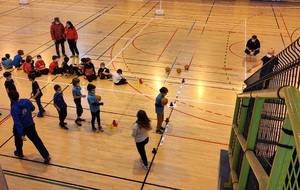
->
[9,90,51,164]
[50,17,66,58]
[131,110,152,170]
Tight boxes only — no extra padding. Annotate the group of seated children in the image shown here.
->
[1,50,128,85]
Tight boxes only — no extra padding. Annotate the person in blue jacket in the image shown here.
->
[9,90,51,164]
[87,84,104,133]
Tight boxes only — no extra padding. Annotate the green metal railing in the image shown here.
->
[226,86,300,190]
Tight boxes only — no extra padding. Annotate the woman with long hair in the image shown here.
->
[64,21,79,58]
[131,110,152,170]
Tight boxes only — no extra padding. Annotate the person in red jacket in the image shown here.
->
[50,17,66,58]
[64,21,79,58]
[35,55,49,75]
[49,55,63,75]
[23,55,41,77]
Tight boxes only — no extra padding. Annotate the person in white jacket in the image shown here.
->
[131,110,152,170]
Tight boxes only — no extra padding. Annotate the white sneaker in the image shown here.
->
[141,163,149,170]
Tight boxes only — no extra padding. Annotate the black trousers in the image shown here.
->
[57,106,67,125]
[136,137,149,166]
[74,98,83,117]
[86,75,97,82]
[245,49,260,55]
[55,39,66,56]
[114,78,127,85]
[67,39,79,56]
[91,110,100,129]
[13,124,49,159]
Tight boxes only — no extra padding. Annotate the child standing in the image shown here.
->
[155,87,168,134]
[49,55,63,75]
[35,55,49,75]
[28,73,45,118]
[112,69,127,85]
[87,84,104,132]
[72,78,86,126]
[98,62,112,79]
[4,72,17,107]
[131,110,152,170]
[53,85,68,130]
[83,58,97,82]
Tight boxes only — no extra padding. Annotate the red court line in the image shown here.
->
[167,134,228,146]
[157,28,178,61]
[279,12,291,40]
[174,109,231,126]
[229,41,245,59]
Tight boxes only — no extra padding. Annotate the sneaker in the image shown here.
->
[160,126,165,131]
[62,126,69,130]
[156,129,163,134]
[14,151,24,158]
[44,156,51,164]
[92,128,99,133]
[75,120,82,126]
[79,118,85,122]
[141,163,149,170]
[59,124,68,130]
[98,126,104,132]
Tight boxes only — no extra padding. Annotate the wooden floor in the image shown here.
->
[0,0,299,189]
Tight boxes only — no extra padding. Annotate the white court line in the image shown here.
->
[12,75,235,107]
[106,18,153,67]
[160,124,169,146]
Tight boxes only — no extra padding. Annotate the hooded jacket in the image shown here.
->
[11,99,35,137]
[50,22,65,41]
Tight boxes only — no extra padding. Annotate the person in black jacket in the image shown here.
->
[245,35,260,56]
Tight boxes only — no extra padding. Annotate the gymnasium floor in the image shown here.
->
[0,0,299,189]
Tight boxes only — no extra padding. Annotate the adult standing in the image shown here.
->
[247,49,278,89]
[9,90,51,164]
[64,21,79,58]
[50,17,66,58]
[245,35,261,56]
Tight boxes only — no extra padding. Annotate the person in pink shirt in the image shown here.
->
[35,55,49,75]
[64,21,79,58]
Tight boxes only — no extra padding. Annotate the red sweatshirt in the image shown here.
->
[49,61,58,73]
[64,27,78,40]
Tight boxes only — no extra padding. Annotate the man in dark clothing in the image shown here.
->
[50,17,66,58]
[9,90,51,164]
[245,35,261,56]
[247,49,278,89]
